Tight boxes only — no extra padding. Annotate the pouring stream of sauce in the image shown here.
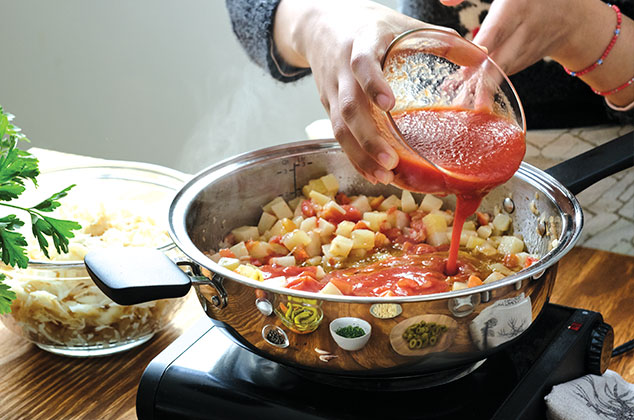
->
[391,107,525,274]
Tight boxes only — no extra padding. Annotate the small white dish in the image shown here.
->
[329,317,371,351]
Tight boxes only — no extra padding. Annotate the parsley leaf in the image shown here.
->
[0,276,16,314]
[0,106,81,314]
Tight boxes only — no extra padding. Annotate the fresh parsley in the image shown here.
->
[0,106,81,314]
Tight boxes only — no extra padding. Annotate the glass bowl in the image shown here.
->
[0,162,189,357]
[370,28,526,195]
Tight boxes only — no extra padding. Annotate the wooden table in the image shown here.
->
[0,247,632,420]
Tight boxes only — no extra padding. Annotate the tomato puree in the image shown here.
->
[391,107,525,274]
[324,253,476,297]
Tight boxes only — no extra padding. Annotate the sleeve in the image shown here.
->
[225,0,312,82]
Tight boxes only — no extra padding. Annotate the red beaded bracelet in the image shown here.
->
[593,75,634,96]
[564,4,622,77]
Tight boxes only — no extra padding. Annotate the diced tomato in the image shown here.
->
[222,233,236,246]
[467,275,483,287]
[219,249,236,258]
[524,256,538,268]
[397,278,419,290]
[322,204,362,224]
[409,243,436,255]
[354,221,370,230]
[374,232,390,247]
[335,192,351,205]
[292,245,310,263]
[286,276,324,293]
[301,199,316,217]
[403,226,426,242]
[269,235,283,245]
[476,212,490,226]
[503,253,520,268]
[383,227,401,241]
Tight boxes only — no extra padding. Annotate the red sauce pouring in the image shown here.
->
[391,107,525,274]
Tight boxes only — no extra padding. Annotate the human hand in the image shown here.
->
[439,0,578,75]
[275,0,457,184]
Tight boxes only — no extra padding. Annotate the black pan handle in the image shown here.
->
[85,248,192,305]
[545,130,633,195]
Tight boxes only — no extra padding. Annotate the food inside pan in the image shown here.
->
[210,173,537,298]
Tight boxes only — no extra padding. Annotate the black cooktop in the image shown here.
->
[137,304,608,420]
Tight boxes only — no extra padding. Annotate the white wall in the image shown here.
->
[0,0,395,174]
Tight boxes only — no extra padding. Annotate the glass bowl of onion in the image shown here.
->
[0,161,189,357]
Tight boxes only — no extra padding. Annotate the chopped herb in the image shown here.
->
[0,106,81,314]
[335,325,366,338]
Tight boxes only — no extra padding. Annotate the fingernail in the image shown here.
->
[373,169,393,185]
[378,152,397,169]
[376,93,393,111]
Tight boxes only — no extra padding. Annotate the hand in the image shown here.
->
[275,0,457,184]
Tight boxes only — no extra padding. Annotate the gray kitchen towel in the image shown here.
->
[545,370,634,419]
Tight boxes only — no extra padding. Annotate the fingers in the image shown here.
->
[324,72,398,184]
[349,33,395,112]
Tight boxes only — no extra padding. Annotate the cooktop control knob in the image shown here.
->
[587,322,614,375]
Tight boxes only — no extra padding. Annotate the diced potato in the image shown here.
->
[363,211,389,232]
[288,196,303,211]
[248,241,274,259]
[466,236,486,249]
[230,241,249,258]
[516,252,532,267]
[452,281,468,291]
[447,229,477,246]
[282,229,312,251]
[420,194,443,212]
[323,200,346,215]
[431,209,454,225]
[305,231,322,257]
[309,190,331,206]
[317,219,336,239]
[401,190,417,213]
[266,220,285,238]
[351,229,375,250]
[349,195,372,214]
[257,212,277,235]
[320,174,339,195]
[261,276,286,288]
[271,200,294,220]
[423,213,447,233]
[475,242,497,256]
[305,256,322,266]
[302,178,328,197]
[235,264,264,281]
[293,203,304,218]
[292,215,304,227]
[269,256,297,267]
[218,257,240,270]
[209,252,221,263]
[281,218,297,233]
[374,232,390,247]
[319,282,343,295]
[300,216,318,232]
[492,213,512,232]
[483,272,506,284]
[269,242,289,255]
[329,235,354,258]
[497,236,525,255]
[490,263,514,276]
[336,220,356,237]
[231,226,259,242]
[477,225,493,239]
[393,210,410,230]
[263,196,285,213]
[315,266,326,279]
[379,194,401,211]
[463,221,476,231]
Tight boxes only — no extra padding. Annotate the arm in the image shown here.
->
[273,0,456,184]
[460,0,634,109]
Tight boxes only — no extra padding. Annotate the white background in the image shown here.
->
[1,1,402,173]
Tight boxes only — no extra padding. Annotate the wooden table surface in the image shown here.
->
[0,247,632,420]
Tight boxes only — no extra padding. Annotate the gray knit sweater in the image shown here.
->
[225,0,634,129]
